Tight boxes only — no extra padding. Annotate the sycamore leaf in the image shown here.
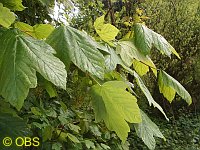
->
[134,110,165,150]
[0,0,25,11]
[0,3,15,28]
[158,70,192,105]
[15,22,54,39]
[33,24,55,39]
[90,81,141,142]
[14,22,34,35]
[132,59,149,76]
[133,71,169,121]
[0,29,67,110]
[116,41,157,76]
[84,140,95,149]
[46,26,105,79]
[94,15,105,30]
[134,23,180,58]
[105,45,122,72]
[94,15,119,42]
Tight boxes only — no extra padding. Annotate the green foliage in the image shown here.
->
[0,0,25,11]
[0,3,15,28]
[46,26,105,79]
[0,0,194,150]
[158,70,192,104]
[134,110,165,150]
[15,22,55,39]
[134,23,180,58]
[0,29,67,110]
[94,15,119,44]
[90,81,141,142]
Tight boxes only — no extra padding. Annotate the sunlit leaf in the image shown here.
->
[0,3,15,28]
[90,81,141,142]
[94,15,119,42]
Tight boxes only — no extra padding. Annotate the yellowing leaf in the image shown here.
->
[14,22,35,36]
[33,24,54,39]
[158,70,192,105]
[133,71,169,121]
[117,41,157,76]
[94,15,105,30]
[90,81,141,142]
[94,15,119,42]
[15,22,54,39]
[0,3,15,28]
[132,59,149,76]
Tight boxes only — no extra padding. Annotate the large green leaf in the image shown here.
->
[134,23,180,58]
[46,26,105,79]
[158,70,192,104]
[0,3,15,28]
[0,29,67,110]
[133,71,169,121]
[90,81,141,142]
[0,113,30,149]
[0,0,25,11]
[134,110,165,150]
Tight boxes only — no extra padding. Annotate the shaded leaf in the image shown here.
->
[0,113,29,149]
[42,125,53,142]
[133,71,169,121]
[84,140,95,149]
[105,45,122,72]
[134,23,180,58]
[0,0,25,11]
[0,29,67,110]
[90,81,141,142]
[134,110,165,150]
[117,41,157,76]
[158,70,192,104]
[46,26,105,79]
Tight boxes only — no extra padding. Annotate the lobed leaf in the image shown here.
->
[90,81,141,142]
[46,26,105,79]
[94,15,119,43]
[134,110,165,150]
[0,29,67,110]
[0,3,15,28]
